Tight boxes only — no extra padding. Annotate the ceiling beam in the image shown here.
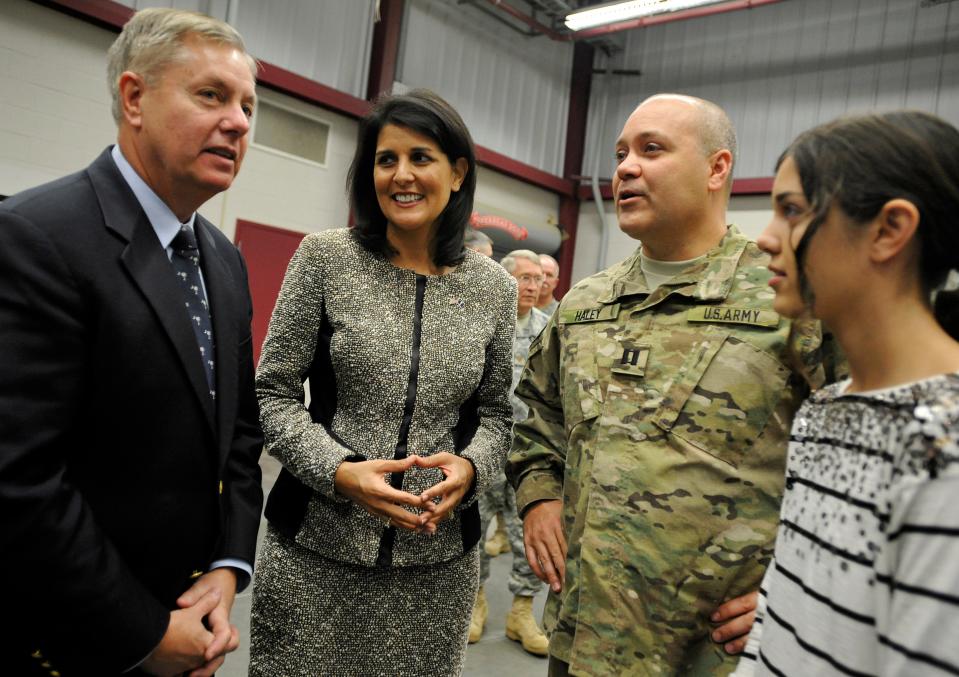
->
[367,0,405,101]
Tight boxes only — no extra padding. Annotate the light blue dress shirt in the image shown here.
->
[110,145,253,586]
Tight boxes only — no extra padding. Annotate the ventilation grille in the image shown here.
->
[253,100,330,165]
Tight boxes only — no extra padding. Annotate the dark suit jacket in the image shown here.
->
[0,148,263,674]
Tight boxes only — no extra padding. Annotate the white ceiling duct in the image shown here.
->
[565,0,730,31]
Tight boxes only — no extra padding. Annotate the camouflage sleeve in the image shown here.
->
[819,327,849,384]
[506,314,566,516]
[789,318,849,390]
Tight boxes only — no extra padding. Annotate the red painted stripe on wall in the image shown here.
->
[578,176,773,201]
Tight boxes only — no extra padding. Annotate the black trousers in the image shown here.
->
[548,654,571,677]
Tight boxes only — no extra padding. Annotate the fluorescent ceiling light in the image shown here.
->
[565,0,727,31]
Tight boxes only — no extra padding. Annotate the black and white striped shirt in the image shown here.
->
[733,373,959,676]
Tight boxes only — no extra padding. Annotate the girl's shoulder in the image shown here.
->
[900,374,959,477]
[802,374,959,477]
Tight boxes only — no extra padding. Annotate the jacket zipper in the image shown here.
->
[375,274,427,567]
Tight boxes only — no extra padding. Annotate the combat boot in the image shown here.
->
[484,514,509,556]
[505,595,548,656]
[468,586,488,643]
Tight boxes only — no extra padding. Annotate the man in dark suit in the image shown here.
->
[0,8,263,676]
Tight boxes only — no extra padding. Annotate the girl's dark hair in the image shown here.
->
[781,110,959,340]
[347,88,476,267]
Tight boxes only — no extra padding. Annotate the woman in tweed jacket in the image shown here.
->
[249,90,517,676]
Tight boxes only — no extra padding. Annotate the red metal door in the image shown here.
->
[234,219,306,365]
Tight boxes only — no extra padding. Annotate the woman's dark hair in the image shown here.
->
[347,88,477,267]
[781,110,959,339]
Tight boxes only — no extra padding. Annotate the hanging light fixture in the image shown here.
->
[564,0,730,31]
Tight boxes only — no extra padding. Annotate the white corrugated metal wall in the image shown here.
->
[581,0,959,180]
[115,0,230,14]
[398,0,574,176]
[115,0,375,99]
[115,0,575,176]
[235,0,374,98]
[67,0,959,184]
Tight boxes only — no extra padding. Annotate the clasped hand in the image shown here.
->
[142,568,239,676]
[334,453,474,535]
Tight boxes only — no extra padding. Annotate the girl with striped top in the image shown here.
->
[732,111,959,676]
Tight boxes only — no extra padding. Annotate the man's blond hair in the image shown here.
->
[539,253,559,274]
[107,7,257,123]
[500,249,542,274]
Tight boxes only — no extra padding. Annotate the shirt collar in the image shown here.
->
[111,144,196,250]
[640,252,706,278]
[596,225,747,304]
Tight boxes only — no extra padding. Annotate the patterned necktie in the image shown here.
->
[170,225,216,400]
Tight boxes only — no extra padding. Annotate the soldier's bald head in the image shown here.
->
[637,94,737,194]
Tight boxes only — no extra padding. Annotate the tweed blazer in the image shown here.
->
[257,228,517,568]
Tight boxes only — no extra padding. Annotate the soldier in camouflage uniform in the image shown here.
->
[537,254,561,318]
[507,95,842,677]
[472,250,551,655]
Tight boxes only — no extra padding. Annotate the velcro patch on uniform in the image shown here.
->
[559,303,619,324]
[687,306,780,328]
[611,344,650,378]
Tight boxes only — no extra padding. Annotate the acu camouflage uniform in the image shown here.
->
[507,227,842,677]
[479,306,550,594]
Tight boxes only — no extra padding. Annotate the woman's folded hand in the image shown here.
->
[334,456,429,532]
[414,452,476,534]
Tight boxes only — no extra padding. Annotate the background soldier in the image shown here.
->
[464,227,494,257]
[508,94,842,676]
[472,250,551,656]
[536,254,560,317]
[463,227,513,557]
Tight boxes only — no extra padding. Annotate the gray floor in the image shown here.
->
[221,454,549,677]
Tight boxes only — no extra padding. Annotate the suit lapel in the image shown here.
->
[196,217,239,467]
[87,149,216,433]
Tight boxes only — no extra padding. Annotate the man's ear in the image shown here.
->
[450,157,469,192]
[117,71,147,129]
[870,198,920,264]
[707,149,733,193]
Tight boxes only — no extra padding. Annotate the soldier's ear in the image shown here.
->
[706,149,732,193]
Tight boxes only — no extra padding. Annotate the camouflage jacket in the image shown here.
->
[511,307,550,421]
[507,227,842,677]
